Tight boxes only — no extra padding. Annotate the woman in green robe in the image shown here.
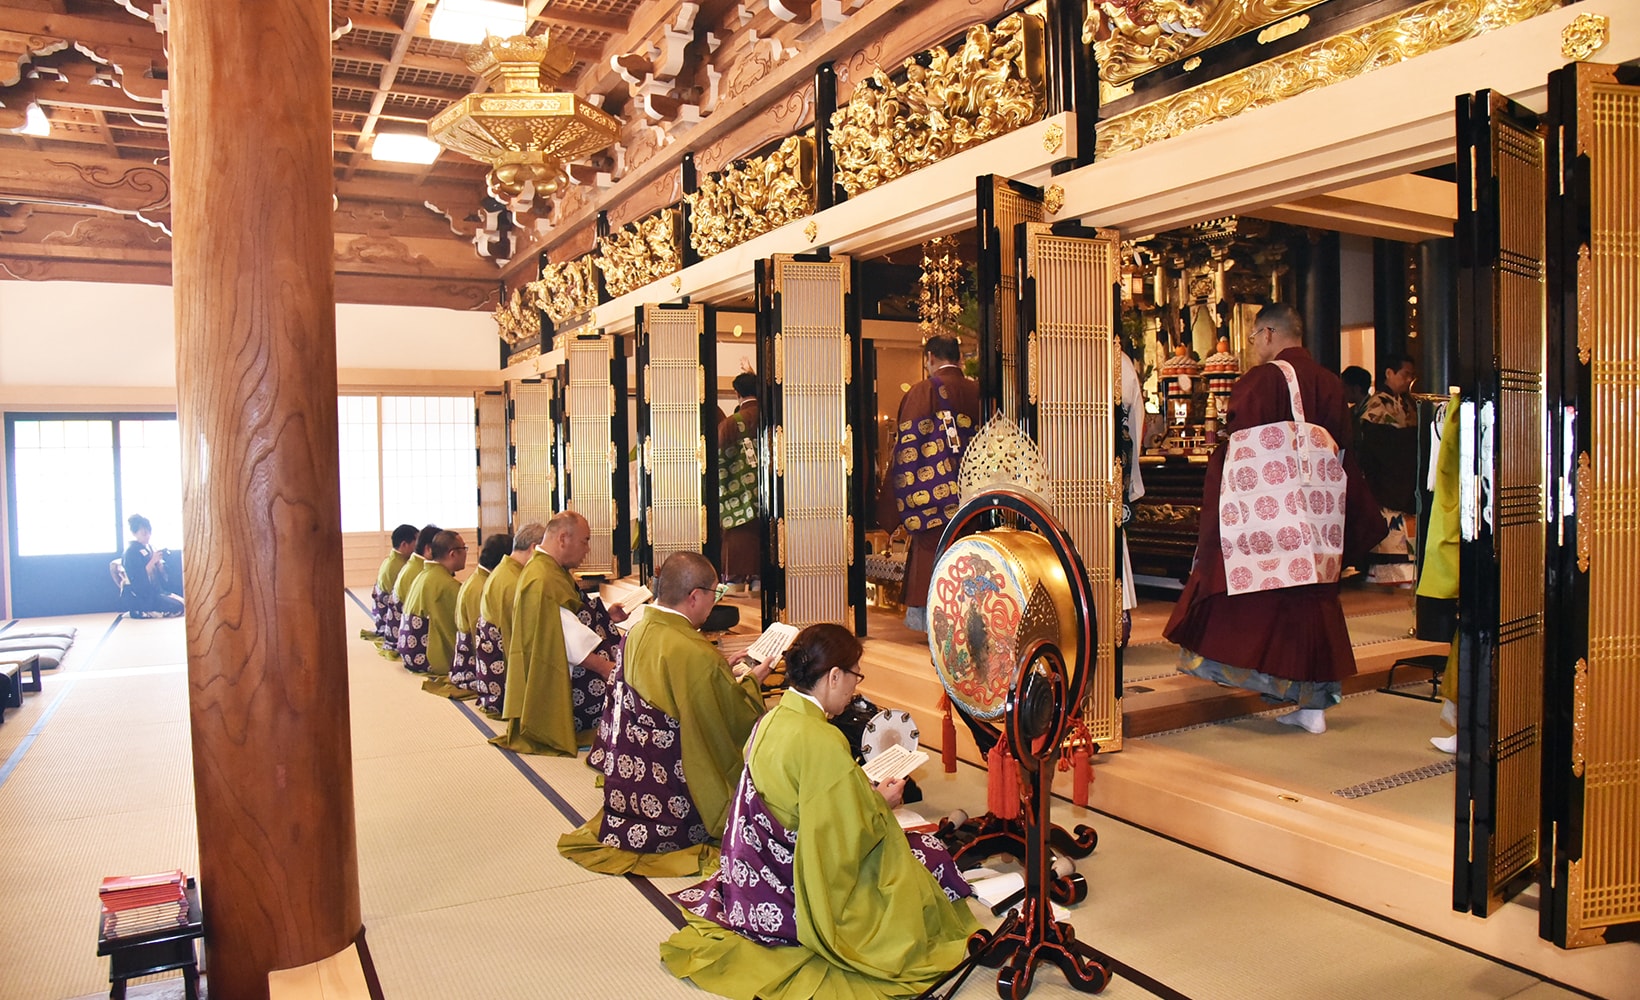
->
[661,624,978,999]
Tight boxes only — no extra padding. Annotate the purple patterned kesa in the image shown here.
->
[397,612,429,672]
[670,758,799,945]
[469,616,506,713]
[594,661,708,855]
[448,629,476,689]
[570,598,619,732]
[671,757,971,946]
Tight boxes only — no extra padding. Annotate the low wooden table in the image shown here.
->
[96,878,203,1000]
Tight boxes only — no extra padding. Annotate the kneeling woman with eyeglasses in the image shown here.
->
[662,623,977,999]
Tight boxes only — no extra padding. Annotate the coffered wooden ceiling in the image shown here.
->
[0,0,745,310]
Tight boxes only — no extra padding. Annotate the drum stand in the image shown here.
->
[920,644,1109,1000]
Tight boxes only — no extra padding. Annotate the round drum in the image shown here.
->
[926,528,1079,721]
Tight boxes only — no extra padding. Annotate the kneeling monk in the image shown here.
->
[559,551,769,876]
[661,623,976,999]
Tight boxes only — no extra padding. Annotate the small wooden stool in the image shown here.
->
[97,878,204,1000]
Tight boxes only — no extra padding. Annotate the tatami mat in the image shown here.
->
[0,596,1589,1000]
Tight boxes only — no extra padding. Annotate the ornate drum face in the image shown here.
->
[927,529,1077,720]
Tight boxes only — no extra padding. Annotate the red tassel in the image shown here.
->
[986,742,1020,820]
[940,694,957,773]
[1072,747,1092,808]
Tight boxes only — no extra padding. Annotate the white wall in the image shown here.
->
[0,280,501,393]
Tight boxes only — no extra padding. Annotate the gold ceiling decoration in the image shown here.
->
[1094,0,1561,158]
[527,255,600,324]
[1084,0,1324,100]
[429,33,622,204]
[493,286,541,346]
[828,12,1046,199]
[686,135,816,260]
[595,207,683,299]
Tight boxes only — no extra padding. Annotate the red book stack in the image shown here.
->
[99,870,188,939]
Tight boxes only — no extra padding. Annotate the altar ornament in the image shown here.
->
[918,235,964,341]
[921,487,1107,998]
[957,413,1055,508]
[1202,334,1240,437]
[1159,342,1203,449]
[429,33,622,206]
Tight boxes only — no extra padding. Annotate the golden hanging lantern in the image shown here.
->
[428,32,621,202]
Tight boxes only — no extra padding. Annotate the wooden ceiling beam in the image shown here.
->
[0,9,165,55]
[528,1,629,34]
[347,0,433,181]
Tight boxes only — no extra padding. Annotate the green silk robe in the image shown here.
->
[362,548,409,641]
[422,565,487,699]
[392,552,427,606]
[454,565,488,635]
[403,563,459,680]
[478,555,524,651]
[661,691,978,999]
[490,550,583,755]
[558,606,766,876]
[375,549,408,595]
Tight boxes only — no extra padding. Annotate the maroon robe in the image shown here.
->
[878,366,982,609]
[1164,347,1387,683]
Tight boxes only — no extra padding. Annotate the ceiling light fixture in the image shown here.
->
[427,0,528,44]
[372,133,443,164]
[429,32,621,207]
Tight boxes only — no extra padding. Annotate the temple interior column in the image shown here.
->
[1298,230,1342,371]
[169,2,362,997]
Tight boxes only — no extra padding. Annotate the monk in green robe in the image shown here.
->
[470,522,545,716]
[428,533,508,699]
[560,552,769,877]
[364,523,416,645]
[491,511,620,755]
[401,530,465,678]
[662,624,977,999]
[385,523,439,660]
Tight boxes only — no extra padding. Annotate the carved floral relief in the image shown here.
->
[527,255,600,324]
[594,207,682,299]
[686,135,815,260]
[827,12,1046,199]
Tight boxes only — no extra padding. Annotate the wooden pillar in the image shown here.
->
[169,3,361,999]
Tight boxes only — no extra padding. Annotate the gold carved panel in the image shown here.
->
[1096,0,1561,159]
[828,12,1046,198]
[493,286,541,346]
[594,207,682,300]
[526,255,599,325]
[687,135,816,260]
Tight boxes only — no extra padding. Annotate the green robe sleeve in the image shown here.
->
[392,553,426,605]
[492,553,583,755]
[478,557,522,649]
[626,611,765,838]
[455,567,487,635]
[376,550,407,594]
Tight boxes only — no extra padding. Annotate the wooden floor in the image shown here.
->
[0,600,1625,1000]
